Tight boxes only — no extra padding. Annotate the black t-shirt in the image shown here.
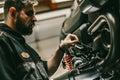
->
[0,23,49,80]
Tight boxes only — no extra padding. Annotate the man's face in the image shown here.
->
[15,5,36,35]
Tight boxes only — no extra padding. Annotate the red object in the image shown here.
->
[38,0,57,9]
[50,3,57,9]
[64,55,73,70]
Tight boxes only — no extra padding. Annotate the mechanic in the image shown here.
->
[0,0,79,80]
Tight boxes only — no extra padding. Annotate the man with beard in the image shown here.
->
[0,0,79,80]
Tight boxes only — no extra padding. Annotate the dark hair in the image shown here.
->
[4,0,35,19]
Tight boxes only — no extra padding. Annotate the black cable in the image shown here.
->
[68,70,76,80]
[68,71,71,80]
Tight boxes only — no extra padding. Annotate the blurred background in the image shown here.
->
[0,0,74,79]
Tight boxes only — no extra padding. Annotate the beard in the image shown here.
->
[15,15,34,35]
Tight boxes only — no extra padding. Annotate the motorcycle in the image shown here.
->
[60,0,120,79]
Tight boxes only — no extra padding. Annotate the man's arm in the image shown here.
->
[0,34,17,80]
[0,46,16,80]
[47,34,79,76]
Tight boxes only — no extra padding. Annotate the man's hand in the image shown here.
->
[59,34,79,49]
